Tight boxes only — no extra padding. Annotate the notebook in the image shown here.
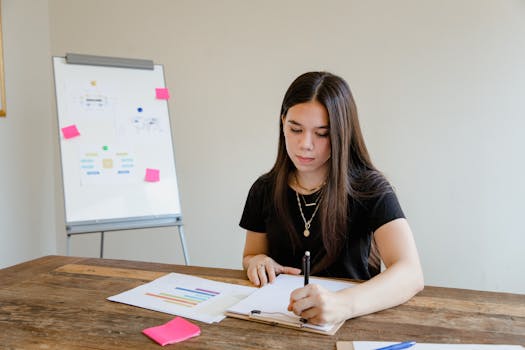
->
[226,274,355,335]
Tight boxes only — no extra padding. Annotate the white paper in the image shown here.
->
[227,274,355,332]
[108,272,256,324]
[351,341,524,350]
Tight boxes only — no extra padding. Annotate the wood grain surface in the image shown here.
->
[0,255,523,349]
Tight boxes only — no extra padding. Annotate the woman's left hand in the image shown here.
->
[287,284,348,325]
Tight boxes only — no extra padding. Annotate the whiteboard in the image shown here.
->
[53,56,181,233]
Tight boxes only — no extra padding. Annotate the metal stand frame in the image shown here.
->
[66,224,190,265]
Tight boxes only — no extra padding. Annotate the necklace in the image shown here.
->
[295,190,321,238]
[301,190,322,207]
[293,172,326,194]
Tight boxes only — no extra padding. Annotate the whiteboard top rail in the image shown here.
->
[65,53,155,70]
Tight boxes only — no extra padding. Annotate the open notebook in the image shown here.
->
[226,274,355,335]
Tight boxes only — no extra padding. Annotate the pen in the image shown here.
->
[374,341,416,350]
[303,251,310,286]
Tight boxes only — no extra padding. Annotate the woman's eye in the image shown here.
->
[316,132,329,137]
[290,128,302,133]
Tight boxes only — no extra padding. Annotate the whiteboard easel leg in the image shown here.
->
[177,226,190,265]
[100,231,105,258]
[67,234,71,256]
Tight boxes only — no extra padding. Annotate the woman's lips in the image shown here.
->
[297,155,314,164]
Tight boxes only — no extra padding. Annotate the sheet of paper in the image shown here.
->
[342,341,524,350]
[227,274,355,332]
[108,272,256,324]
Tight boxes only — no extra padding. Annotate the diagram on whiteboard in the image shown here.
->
[63,79,117,121]
[79,144,137,186]
[80,91,109,111]
[117,106,168,137]
[131,115,163,133]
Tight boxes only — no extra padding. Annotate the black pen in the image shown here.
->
[303,251,310,286]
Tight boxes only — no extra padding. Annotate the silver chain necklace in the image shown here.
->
[295,190,321,237]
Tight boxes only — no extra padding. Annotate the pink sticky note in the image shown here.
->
[155,88,170,100]
[61,125,80,139]
[145,168,160,182]
[142,317,200,346]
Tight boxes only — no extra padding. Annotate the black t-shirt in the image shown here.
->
[239,175,405,280]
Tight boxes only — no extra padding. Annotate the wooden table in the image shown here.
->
[0,255,523,349]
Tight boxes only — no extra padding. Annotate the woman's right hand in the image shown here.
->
[245,254,301,287]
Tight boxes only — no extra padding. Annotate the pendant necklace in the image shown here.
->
[301,190,322,207]
[295,190,321,238]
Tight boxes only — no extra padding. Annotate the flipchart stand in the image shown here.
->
[54,53,189,265]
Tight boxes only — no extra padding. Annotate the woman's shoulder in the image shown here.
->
[351,168,393,197]
[246,172,275,197]
[251,172,275,187]
[350,169,404,218]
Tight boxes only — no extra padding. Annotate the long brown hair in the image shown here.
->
[266,72,391,273]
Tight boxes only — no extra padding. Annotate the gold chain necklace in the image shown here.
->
[295,190,321,238]
[293,172,326,194]
[301,190,322,207]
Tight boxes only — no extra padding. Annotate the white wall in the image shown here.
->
[0,0,56,266]
[1,0,523,294]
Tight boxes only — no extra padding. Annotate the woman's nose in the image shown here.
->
[300,132,313,150]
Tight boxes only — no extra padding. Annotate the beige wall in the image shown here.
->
[0,0,56,266]
[1,0,524,293]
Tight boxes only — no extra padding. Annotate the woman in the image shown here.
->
[240,72,424,326]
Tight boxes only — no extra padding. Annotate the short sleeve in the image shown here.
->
[239,177,271,233]
[367,190,406,233]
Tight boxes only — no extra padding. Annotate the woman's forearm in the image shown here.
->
[338,260,424,319]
